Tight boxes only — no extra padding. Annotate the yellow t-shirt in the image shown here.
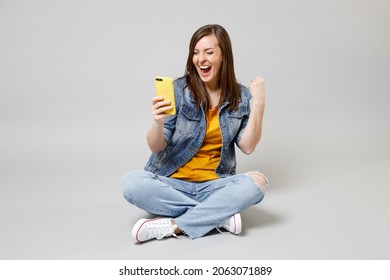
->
[170,108,222,181]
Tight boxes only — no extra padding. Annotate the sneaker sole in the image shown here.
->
[131,218,163,243]
[232,213,242,234]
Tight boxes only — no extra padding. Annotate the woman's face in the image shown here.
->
[192,34,223,90]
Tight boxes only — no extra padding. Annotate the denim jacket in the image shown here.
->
[145,77,252,178]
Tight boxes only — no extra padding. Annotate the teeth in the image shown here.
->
[200,66,210,69]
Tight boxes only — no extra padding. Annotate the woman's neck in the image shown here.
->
[207,88,221,109]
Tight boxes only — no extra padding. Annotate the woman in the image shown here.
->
[121,24,268,242]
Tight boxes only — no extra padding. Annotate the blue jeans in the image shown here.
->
[121,170,266,239]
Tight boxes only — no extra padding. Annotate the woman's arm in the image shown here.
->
[237,76,266,155]
[146,96,173,153]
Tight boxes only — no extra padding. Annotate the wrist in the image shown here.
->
[153,119,164,129]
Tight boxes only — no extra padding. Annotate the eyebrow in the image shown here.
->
[194,47,215,52]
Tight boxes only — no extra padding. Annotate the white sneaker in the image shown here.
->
[131,217,178,243]
[217,213,242,234]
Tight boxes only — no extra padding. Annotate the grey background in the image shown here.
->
[1,0,389,259]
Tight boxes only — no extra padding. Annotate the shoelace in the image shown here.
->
[216,220,230,235]
[146,221,178,240]
[216,227,229,235]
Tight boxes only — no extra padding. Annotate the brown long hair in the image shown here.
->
[184,24,240,111]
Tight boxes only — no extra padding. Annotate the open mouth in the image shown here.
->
[200,65,211,75]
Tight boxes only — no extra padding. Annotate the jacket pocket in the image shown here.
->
[176,103,202,136]
[221,104,249,141]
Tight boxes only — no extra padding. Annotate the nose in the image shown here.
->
[198,53,206,63]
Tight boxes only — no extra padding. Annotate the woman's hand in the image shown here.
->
[249,76,265,108]
[147,96,172,153]
[238,76,266,154]
[151,96,173,127]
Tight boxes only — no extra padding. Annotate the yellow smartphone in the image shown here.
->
[154,76,176,115]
